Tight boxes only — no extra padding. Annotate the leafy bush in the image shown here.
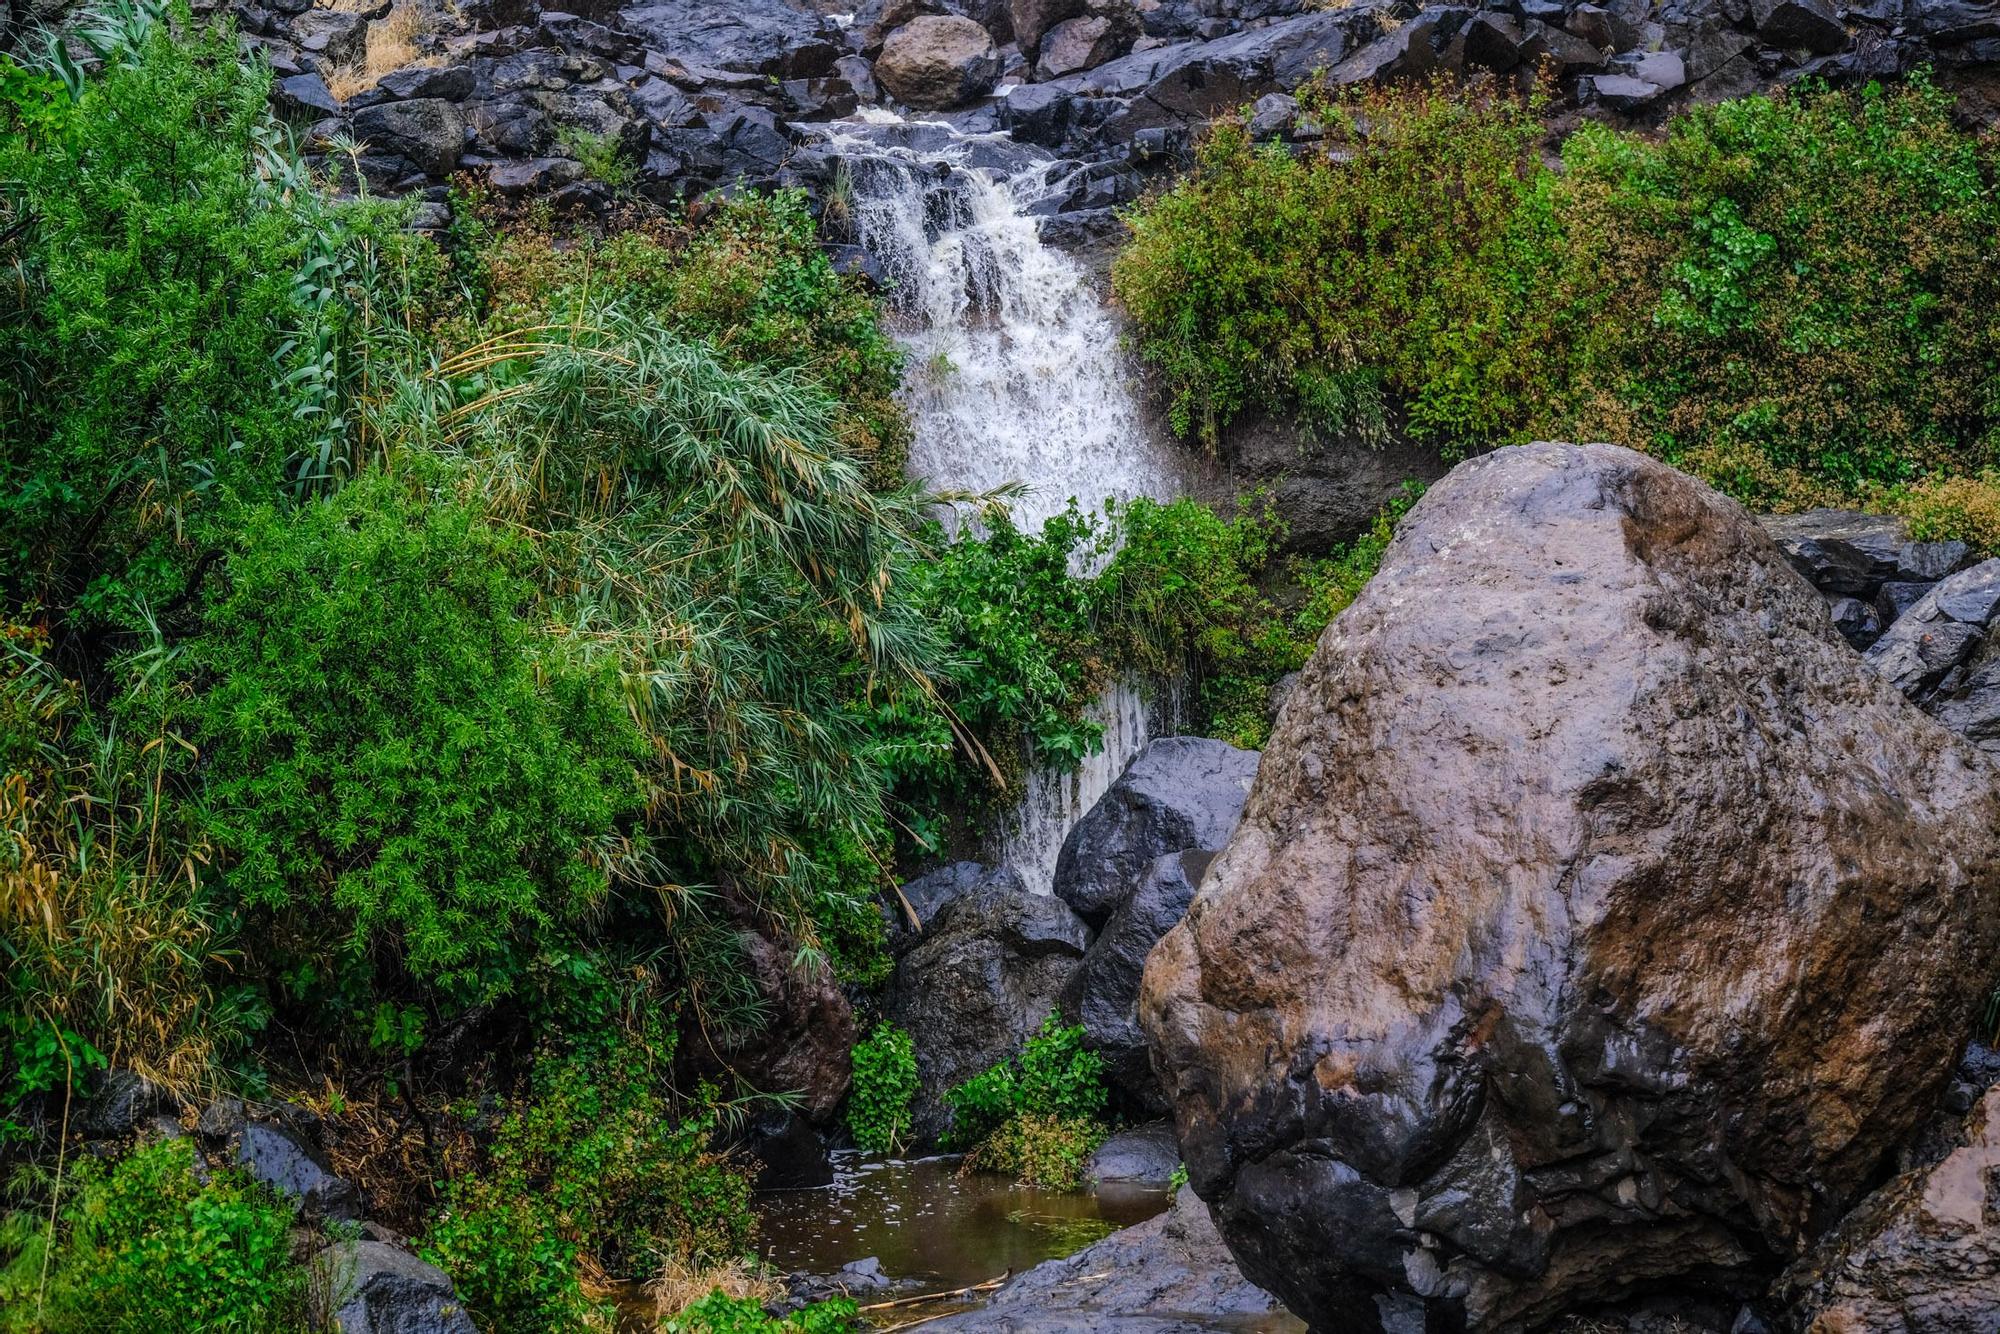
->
[846,1022,918,1155]
[944,1017,1107,1184]
[185,474,645,1001]
[1116,73,2000,508]
[960,1112,1103,1191]
[0,4,402,626]
[423,1038,755,1333]
[1896,473,2000,553]
[663,1291,859,1333]
[0,1137,309,1333]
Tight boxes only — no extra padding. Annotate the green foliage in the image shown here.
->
[944,1016,1107,1184]
[0,5,399,625]
[1116,73,2000,508]
[0,1138,309,1333]
[663,1291,859,1334]
[185,473,645,1001]
[423,1038,755,1333]
[554,124,636,190]
[1168,1162,1189,1192]
[846,1022,918,1155]
[960,1112,1104,1192]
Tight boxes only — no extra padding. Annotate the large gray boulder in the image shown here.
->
[1867,559,2000,754]
[1053,736,1256,930]
[886,881,1089,1145]
[323,1241,478,1334]
[197,1098,363,1222]
[875,15,1001,109]
[351,99,466,177]
[1143,442,2000,1331]
[1060,849,1213,1114]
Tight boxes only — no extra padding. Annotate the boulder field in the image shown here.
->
[24,0,2000,224]
[1141,442,2000,1329]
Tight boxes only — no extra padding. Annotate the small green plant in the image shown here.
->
[555,122,635,190]
[847,1022,918,1155]
[0,1137,310,1333]
[423,1037,755,1333]
[960,1112,1102,1191]
[944,1017,1108,1188]
[1168,1162,1189,1192]
[664,1291,859,1333]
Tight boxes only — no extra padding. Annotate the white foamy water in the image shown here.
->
[826,119,1189,890]
[827,123,1189,533]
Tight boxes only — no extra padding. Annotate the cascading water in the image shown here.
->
[823,117,1189,891]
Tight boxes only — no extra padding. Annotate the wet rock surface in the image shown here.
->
[1867,559,2000,754]
[716,928,858,1124]
[323,1240,479,1334]
[198,1097,364,1222]
[1061,848,1216,1113]
[923,1184,1293,1332]
[1142,442,2000,1330]
[886,880,1090,1144]
[1760,508,1976,649]
[1085,1120,1181,1187]
[875,13,1001,108]
[1052,736,1256,931]
[1778,1081,2000,1333]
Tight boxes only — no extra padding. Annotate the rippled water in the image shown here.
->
[755,1151,1170,1292]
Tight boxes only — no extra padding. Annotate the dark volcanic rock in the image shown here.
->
[876,14,1001,108]
[323,1240,478,1334]
[1199,410,1452,557]
[620,0,841,78]
[77,1069,179,1141]
[1779,1084,2000,1333]
[718,930,857,1123]
[1759,509,1974,599]
[1061,848,1214,1113]
[351,98,467,176]
[885,880,1089,1144]
[1052,736,1257,930]
[893,860,1027,940]
[198,1098,363,1222]
[1867,558,2000,753]
[741,1108,834,1190]
[1142,442,2000,1331]
[923,1184,1290,1331]
[1750,0,1847,54]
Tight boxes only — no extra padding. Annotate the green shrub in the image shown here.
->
[847,1022,918,1155]
[0,1138,309,1333]
[423,1038,755,1333]
[663,1291,859,1333]
[1116,73,2000,508]
[185,473,645,1001]
[944,1017,1108,1184]
[960,1112,1103,1192]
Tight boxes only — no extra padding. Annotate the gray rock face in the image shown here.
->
[323,1240,478,1334]
[886,881,1089,1145]
[1143,442,2000,1331]
[1060,848,1213,1113]
[77,1069,178,1141]
[1197,411,1452,557]
[1750,0,1846,53]
[351,98,467,176]
[198,1098,363,1222]
[1053,736,1256,930]
[923,1184,1290,1332]
[1012,0,1085,56]
[894,860,1026,938]
[1760,509,1974,600]
[619,0,841,78]
[876,14,1002,108]
[1779,1085,2000,1334]
[1867,559,2000,753]
[1085,1120,1181,1186]
[1037,14,1123,79]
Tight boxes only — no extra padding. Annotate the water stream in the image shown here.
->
[825,117,1192,891]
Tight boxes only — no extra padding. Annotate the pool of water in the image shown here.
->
[754,1151,1172,1292]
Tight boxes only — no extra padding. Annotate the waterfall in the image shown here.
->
[824,118,1190,892]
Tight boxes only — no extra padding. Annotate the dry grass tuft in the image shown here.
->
[647,1257,784,1322]
[324,3,439,103]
